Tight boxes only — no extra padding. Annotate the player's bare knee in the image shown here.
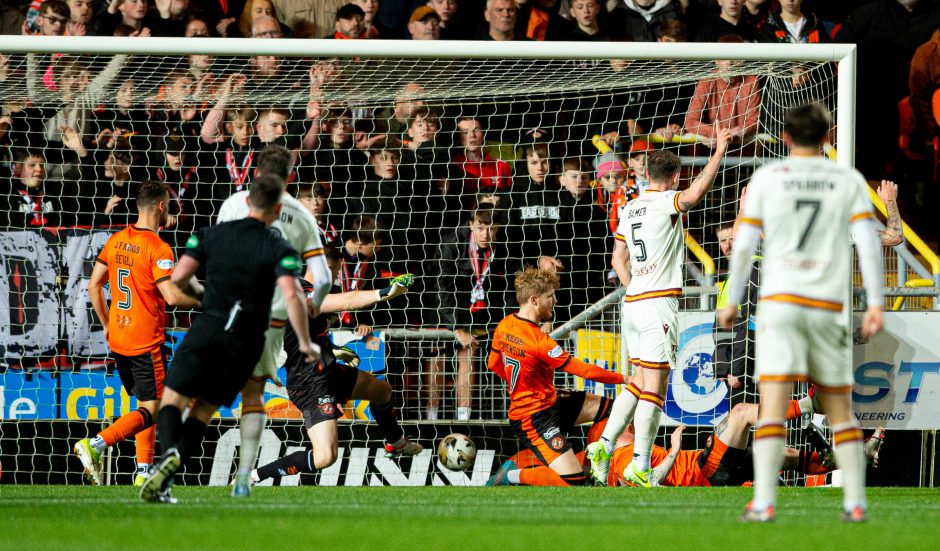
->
[138,399,159,415]
[313,446,338,469]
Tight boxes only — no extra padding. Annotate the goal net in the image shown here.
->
[0,37,854,485]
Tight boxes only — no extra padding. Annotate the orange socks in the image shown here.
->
[99,407,152,447]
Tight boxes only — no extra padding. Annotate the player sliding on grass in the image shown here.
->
[587,128,732,488]
[75,181,201,486]
[609,399,885,487]
[246,245,420,486]
[486,268,625,487]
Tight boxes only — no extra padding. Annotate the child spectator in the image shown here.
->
[591,149,630,234]
[552,156,611,324]
[1,148,75,229]
[299,106,369,214]
[426,204,513,421]
[566,0,608,41]
[428,0,462,39]
[351,0,381,37]
[296,182,342,245]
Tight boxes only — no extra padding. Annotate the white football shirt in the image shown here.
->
[218,191,324,319]
[738,157,874,310]
[615,190,684,301]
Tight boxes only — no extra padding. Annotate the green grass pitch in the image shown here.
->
[1,486,938,550]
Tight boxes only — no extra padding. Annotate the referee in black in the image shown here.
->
[139,174,319,503]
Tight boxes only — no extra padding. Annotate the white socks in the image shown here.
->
[457,407,470,421]
[832,422,867,512]
[752,420,787,510]
[631,397,663,472]
[238,412,266,473]
[600,383,642,453]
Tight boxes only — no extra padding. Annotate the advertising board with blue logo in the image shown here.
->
[852,312,940,429]
[575,311,940,430]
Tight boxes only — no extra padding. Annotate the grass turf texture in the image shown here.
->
[1,486,938,550]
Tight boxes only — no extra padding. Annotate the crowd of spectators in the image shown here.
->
[2,0,939,418]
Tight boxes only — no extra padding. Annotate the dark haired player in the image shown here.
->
[76,181,200,486]
[246,245,420,485]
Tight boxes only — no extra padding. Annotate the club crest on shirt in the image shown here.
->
[550,436,565,450]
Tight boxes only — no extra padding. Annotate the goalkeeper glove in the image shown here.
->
[333,345,360,368]
[376,273,414,302]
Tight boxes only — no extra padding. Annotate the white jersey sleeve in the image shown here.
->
[621,190,685,302]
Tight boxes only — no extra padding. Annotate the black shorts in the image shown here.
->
[509,389,586,466]
[289,361,360,430]
[166,318,264,407]
[698,436,753,487]
[114,346,168,402]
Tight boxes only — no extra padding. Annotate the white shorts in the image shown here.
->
[623,297,678,370]
[755,301,852,390]
[252,324,286,379]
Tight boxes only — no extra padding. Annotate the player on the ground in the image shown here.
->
[139,175,319,503]
[609,401,886,487]
[485,268,625,487]
[245,244,420,485]
[216,144,332,497]
[586,128,732,487]
[75,181,200,486]
[718,102,885,522]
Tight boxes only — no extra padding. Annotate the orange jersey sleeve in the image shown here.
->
[100,227,174,355]
[490,314,572,420]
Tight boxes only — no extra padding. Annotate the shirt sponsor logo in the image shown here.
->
[156,259,175,270]
[542,426,560,440]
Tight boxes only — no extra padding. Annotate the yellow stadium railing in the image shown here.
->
[892,279,936,311]
[684,230,716,286]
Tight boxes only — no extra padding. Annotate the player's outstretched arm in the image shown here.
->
[87,261,110,338]
[280,275,321,365]
[676,127,732,212]
[652,425,684,485]
[876,180,903,247]
[561,357,626,385]
[319,274,413,314]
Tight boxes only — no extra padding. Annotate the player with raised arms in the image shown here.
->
[486,268,625,487]
[244,244,420,486]
[587,128,732,487]
[139,174,318,503]
[216,144,332,497]
[718,102,884,522]
[74,181,201,486]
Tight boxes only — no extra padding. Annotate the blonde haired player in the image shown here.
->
[217,145,332,497]
[586,128,732,487]
[718,102,884,522]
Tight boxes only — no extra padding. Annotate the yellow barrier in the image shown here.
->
[892,279,935,311]
[684,230,716,282]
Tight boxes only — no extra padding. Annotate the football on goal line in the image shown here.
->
[437,433,477,472]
